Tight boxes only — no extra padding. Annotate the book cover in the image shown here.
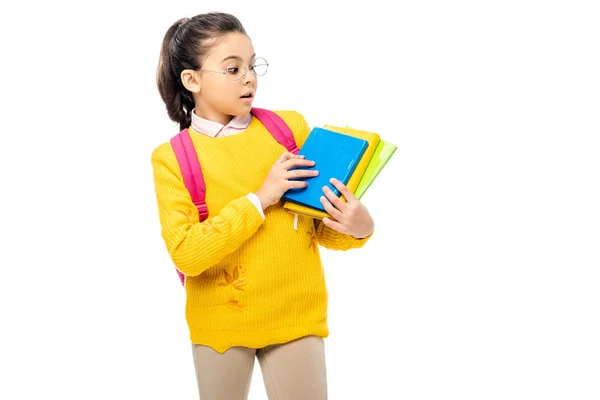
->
[322,125,380,199]
[283,125,380,219]
[282,202,331,219]
[354,139,397,200]
[281,127,368,212]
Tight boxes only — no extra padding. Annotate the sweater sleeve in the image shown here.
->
[151,143,265,277]
[314,219,374,250]
[279,110,375,251]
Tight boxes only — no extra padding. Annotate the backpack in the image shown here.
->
[169,107,300,286]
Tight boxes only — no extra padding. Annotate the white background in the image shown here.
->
[1,0,599,399]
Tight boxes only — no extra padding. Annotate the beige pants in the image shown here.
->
[191,335,327,400]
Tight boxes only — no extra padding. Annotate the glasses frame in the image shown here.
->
[199,57,269,82]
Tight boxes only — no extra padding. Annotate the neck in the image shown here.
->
[193,107,234,126]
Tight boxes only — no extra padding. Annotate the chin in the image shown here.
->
[230,104,253,116]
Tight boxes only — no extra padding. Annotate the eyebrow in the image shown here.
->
[221,53,256,63]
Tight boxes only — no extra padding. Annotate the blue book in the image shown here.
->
[281,127,369,212]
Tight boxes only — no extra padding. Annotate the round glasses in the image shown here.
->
[200,57,269,81]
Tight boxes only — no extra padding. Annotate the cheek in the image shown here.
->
[204,82,233,102]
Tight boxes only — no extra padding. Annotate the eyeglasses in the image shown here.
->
[200,57,269,81]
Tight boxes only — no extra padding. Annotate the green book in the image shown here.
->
[354,139,397,200]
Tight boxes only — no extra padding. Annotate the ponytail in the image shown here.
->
[156,13,247,132]
[156,19,195,131]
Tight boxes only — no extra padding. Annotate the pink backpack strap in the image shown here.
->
[170,129,208,287]
[250,108,300,154]
[170,129,209,221]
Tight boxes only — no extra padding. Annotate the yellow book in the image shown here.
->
[283,125,380,219]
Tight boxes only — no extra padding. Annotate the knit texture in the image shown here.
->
[151,110,372,353]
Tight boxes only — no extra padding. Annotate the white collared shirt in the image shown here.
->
[191,109,252,138]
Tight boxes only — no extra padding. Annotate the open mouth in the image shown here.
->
[240,92,253,98]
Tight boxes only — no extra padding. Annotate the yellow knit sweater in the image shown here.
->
[151,110,372,353]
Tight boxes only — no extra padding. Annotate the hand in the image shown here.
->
[320,178,374,239]
[255,151,319,210]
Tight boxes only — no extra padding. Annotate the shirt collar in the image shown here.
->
[190,108,252,137]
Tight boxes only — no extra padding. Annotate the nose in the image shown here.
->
[242,67,256,85]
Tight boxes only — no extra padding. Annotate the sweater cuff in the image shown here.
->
[352,228,374,240]
[246,193,265,220]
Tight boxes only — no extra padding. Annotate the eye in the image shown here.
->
[225,61,243,77]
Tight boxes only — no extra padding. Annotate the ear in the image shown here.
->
[180,69,202,94]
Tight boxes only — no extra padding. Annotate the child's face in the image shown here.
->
[196,32,258,121]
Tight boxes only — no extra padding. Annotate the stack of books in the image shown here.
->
[281,125,397,219]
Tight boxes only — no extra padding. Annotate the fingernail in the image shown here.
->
[313,170,319,175]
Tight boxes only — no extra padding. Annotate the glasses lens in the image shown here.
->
[251,57,269,77]
[225,62,245,81]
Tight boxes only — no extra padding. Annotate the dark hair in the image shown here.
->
[156,12,247,131]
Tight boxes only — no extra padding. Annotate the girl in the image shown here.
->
[152,12,375,399]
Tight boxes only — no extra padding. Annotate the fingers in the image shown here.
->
[281,157,318,181]
[329,178,357,203]
[322,185,347,212]
[320,193,344,221]
[321,216,348,234]
[276,151,304,164]
[281,157,315,171]
[288,169,319,179]
[291,181,309,189]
